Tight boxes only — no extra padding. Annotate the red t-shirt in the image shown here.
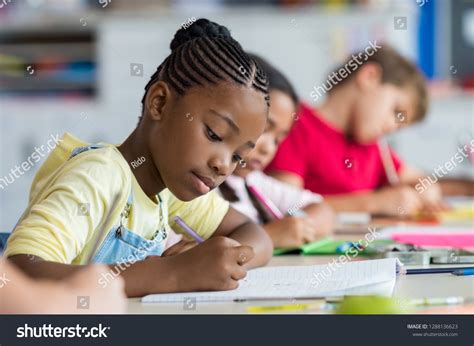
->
[265,103,403,196]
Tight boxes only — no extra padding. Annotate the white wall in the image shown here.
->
[1,6,472,232]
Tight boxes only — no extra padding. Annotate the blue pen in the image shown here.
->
[404,266,474,275]
[452,268,474,276]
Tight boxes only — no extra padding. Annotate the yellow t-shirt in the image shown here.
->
[4,133,229,264]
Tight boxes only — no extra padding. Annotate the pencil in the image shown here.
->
[378,138,400,186]
[174,216,204,243]
[247,185,284,219]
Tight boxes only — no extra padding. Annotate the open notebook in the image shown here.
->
[142,258,402,303]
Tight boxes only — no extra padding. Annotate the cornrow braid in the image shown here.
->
[140,18,269,114]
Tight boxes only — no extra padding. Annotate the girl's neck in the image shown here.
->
[317,86,354,135]
[118,130,166,200]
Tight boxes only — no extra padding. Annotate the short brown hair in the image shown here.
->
[329,44,428,122]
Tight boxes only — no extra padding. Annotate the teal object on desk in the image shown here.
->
[452,268,474,276]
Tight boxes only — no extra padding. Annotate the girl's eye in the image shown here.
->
[206,126,222,142]
[205,125,245,167]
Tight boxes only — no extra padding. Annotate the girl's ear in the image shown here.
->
[355,62,382,91]
[144,81,172,121]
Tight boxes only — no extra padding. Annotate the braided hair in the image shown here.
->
[247,53,298,106]
[140,18,269,117]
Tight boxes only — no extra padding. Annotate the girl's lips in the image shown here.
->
[190,172,213,194]
[248,159,263,170]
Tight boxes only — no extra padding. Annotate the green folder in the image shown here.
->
[273,237,394,256]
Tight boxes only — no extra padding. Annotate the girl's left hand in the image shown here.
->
[162,239,198,257]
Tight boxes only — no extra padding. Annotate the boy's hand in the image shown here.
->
[264,216,321,248]
[418,183,449,213]
[374,186,423,216]
[162,239,198,257]
[170,236,254,292]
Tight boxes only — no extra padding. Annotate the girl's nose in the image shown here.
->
[209,154,232,176]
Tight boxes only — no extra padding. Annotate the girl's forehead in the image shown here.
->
[179,84,267,142]
[184,83,267,120]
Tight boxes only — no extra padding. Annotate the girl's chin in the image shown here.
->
[167,183,199,202]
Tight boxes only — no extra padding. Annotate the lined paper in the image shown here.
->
[142,258,400,303]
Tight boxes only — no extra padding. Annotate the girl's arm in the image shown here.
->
[212,207,273,268]
[7,254,177,298]
[8,234,258,297]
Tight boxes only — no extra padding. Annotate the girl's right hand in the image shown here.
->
[170,236,254,292]
[264,216,320,248]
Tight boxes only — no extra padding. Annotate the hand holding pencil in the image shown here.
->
[167,236,254,291]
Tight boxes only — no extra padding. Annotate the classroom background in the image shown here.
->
[0,0,473,233]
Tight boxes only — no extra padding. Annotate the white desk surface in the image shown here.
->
[126,255,474,314]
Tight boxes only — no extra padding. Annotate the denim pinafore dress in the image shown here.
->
[70,145,168,265]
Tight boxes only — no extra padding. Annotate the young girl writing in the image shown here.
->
[218,54,335,248]
[4,19,273,297]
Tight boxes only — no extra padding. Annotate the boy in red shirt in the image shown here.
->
[266,45,449,216]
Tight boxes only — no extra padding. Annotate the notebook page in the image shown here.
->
[142,258,400,303]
